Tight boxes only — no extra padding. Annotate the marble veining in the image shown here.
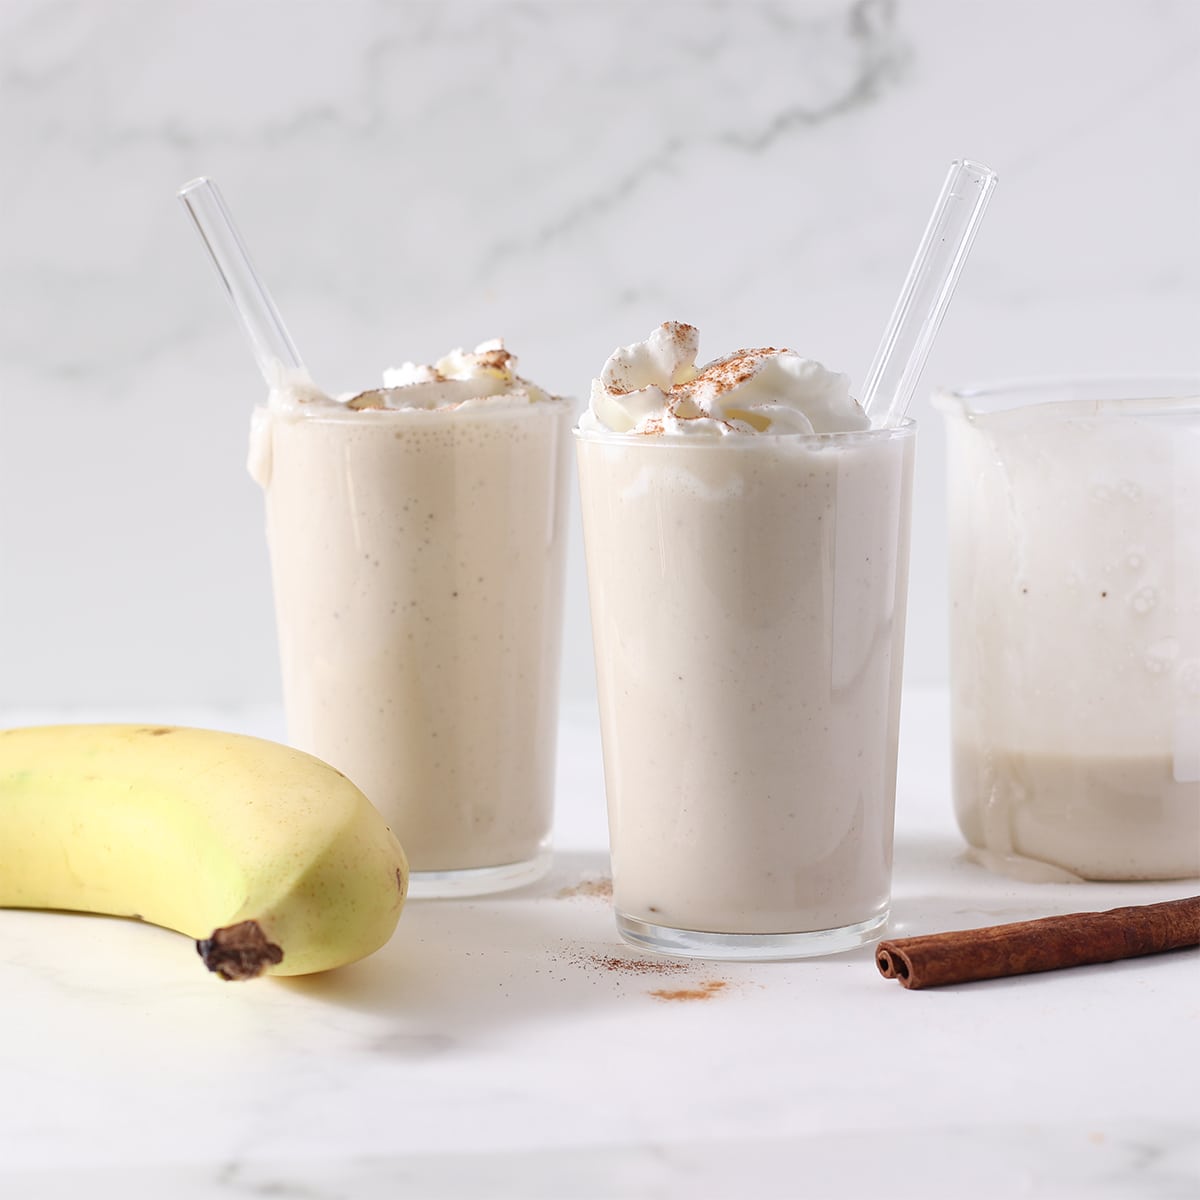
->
[2,6,1199,1184]
[3,1,1199,708]
[489,0,910,262]
[0,696,1197,1197]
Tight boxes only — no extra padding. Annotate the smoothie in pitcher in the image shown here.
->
[938,380,1200,882]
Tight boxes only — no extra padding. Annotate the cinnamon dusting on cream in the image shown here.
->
[582,322,869,437]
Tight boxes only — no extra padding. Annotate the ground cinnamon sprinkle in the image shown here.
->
[578,953,689,976]
[661,346,784,419]
[650,980,728,1002]
[556,877,613,901]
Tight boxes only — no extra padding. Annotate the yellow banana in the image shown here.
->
[0,724,408,980]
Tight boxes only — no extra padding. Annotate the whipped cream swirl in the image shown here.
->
[250,339,553,487]
[267,339,551,415]
[581,322,869,436]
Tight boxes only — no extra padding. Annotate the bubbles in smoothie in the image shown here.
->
[1143,637,1179,675]
[1130,585,1159,616]
[1179,659,1200,698]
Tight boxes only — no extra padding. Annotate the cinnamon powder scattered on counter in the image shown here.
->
[650,981,728,1002]
[557,877,613,900]
[563,950,733,997]
[579,953,689,976]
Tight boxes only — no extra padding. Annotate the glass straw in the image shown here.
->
[861,159,997,427]
[177,177,308,387]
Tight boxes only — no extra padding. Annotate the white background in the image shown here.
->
[2,0,1198,711]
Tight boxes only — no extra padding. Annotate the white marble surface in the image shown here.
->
[2,1,1199,712]
[1,689,1197,1199]
[2,8,1199,1185]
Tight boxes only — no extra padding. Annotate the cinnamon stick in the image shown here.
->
[875,896,1200,989]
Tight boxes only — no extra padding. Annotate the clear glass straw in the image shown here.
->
[861,159,997,427]
[177,177,307,386]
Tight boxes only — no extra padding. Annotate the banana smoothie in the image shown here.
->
[249,342,571,895]
[576,323,915,956]
[939,381,1200,881]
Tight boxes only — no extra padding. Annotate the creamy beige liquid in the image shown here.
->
[256,400,571,873]
[942,389,1200,882]
[953,744,1200,881]
[576,428,914,935]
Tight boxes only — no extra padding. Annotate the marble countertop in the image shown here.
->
[1,688,1197,1199]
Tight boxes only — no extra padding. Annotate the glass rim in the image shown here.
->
[257,394,575,427]
[933,374,1200,417]
[572,416,916,447]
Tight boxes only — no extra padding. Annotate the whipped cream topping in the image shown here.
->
[250,339,553,488]
[267,339,551,415]
[581,322,869,436]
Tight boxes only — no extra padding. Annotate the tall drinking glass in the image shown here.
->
[254,396,572,897]
[576,421,916,958]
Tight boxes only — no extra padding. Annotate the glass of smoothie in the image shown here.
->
[576,322,916,957]
[177,179,572,897]
[249,343,572,896]
[936,378,1200,882]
